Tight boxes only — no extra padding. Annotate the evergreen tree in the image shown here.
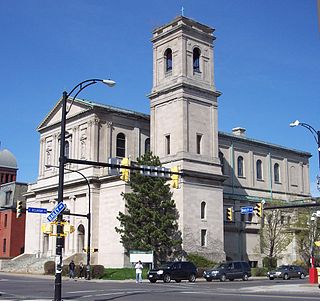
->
[115,152,183,265]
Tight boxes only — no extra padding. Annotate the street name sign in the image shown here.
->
[47,202,66,222]
[28,207,48,214]
[241,206,254,214]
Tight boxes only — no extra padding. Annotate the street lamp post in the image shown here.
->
[290,120,319,283]
[47,165,92,280]
[74,171,92,280]
[290,120,320,191]
[65,168,92,280]
[54,79,115,301]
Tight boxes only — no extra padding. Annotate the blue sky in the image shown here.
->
[0,0,319,196]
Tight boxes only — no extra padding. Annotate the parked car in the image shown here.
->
[203,261,251,282]
[147,261,197,283]
[267,265,307,280]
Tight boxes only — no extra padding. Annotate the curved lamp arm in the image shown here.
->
[290,120,320,192]
[290,120,319,145]
[66,79,116,114]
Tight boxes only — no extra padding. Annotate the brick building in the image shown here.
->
[0,148,27,258]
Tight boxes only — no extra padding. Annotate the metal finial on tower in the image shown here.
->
[181,6,184,17]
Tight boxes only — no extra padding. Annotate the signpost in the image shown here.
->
[241,206,254,214]
[28,207,48,214]
[47,203,66,222]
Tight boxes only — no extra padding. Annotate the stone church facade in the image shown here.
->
[24,16,311,268]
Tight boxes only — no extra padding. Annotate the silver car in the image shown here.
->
[267,265,307,280]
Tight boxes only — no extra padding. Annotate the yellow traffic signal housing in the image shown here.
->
[254,202,263,217]
[64,223,75,234]
[226,207,233,221]
[41,223,53,234]
[170,166,179,189]
[120,157,130,182]
[16,200,23,218]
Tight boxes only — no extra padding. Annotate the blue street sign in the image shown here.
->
[47,202,66,222]
[241,206,254,214]
[28,207,48,214]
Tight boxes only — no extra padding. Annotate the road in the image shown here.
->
[0,273,319,301]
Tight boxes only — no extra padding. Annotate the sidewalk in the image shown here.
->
[1,271,320,291]
[240,282,320,294]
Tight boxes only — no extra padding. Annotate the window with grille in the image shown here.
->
[193,48,201,72]
[116,133,126,157]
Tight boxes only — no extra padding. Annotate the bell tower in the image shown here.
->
[149,16,225,261]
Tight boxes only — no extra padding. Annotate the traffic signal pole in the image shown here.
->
[54,91,67,301]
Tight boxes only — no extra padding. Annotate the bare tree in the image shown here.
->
[260,208,293,267]
[294,209,320,266]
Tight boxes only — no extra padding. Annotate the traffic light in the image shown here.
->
[108,157,120,176]
[139,165,171,178]
[41,223,53,234]
[120,157,130,182]
[170,166,179,189]
[254,202,263,218]
[16,200,23,218]
[226,207,233,221]
[64,222,75,234]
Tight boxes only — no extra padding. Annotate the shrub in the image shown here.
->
[251,267,268,276]
[101,268,149,280]
[262,257,277,269]
[186,253,216,268]
[196,267,206,278]
[292,259,308,271]
[44,261,55,275]
[91,265,105,279]
[62,265,69,277]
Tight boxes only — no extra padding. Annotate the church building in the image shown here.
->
[24,16,311,268]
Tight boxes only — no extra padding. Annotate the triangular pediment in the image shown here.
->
[37,98,94,131]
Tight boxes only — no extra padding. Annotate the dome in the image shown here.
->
[0,149,18,169]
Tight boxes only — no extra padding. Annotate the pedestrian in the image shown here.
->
[135,260,143,283]
[69,260,75,279]
[79,262,84,279]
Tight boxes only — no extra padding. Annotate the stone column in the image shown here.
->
[106,122,113,159]
[39,138,45,177]
[212,103,218,159]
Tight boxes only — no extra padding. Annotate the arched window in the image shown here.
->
[219,151,225,174]
[77,224,85,253]
[237,156,244,177]
[201,229,207,247]
[64,141,70,158]
[200,201,206,219]
[193,47,201,72]
[145,138,150,154]
[196,134,202,154]
[164,48,172,72]
[116,133,126,157]
[274,163,280,183]
[256,160,262,180]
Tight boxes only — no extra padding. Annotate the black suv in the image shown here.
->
[203,261,251,282]
[147,261,197,283]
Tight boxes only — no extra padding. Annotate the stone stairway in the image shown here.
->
[0,254,54,274]
[0,253,87,274]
